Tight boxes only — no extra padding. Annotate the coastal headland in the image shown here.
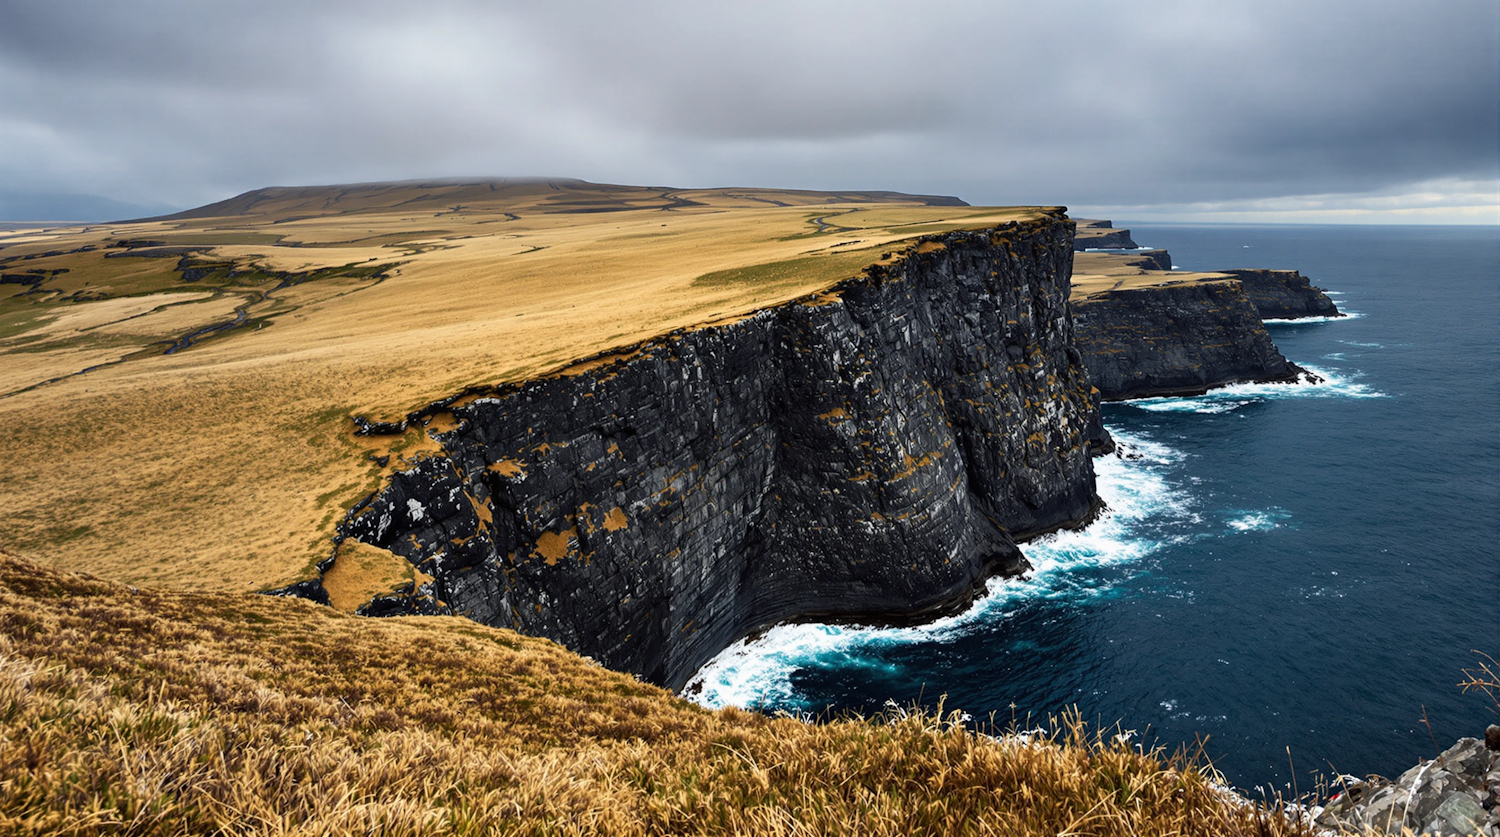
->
[1068,222,1340,400]
[0,180,1051,596]
[0,183,1340,685]
[2,179,1447,834]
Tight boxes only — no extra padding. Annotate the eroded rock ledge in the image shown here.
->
[334,215,1102,689]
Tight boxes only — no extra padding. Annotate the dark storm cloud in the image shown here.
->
[1,0,1494,220]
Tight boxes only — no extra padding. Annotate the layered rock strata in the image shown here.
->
[1072,279,1306,400]
[338,216,1102,689]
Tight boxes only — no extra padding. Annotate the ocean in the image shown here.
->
[684,223,1500,793]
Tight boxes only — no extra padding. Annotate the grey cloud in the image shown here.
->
[0,0,1493,219]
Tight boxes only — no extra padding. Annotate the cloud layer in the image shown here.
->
[1,0,1495,220]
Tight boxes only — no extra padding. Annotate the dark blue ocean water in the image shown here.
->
[685,224,1500,793]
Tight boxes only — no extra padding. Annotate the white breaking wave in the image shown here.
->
[681,428,1187,710]
[1226,508,1290,532]
[1263,312,1362,324]
[1126,365,1384,415]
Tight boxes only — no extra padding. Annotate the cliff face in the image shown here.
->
[1222,269,1341,320]
[1072,280,1303,401]
[338,217,1101,689]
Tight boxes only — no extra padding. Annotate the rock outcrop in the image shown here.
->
[1072,279,1306,400]
[1222,269,1342,320]
[1130,249,1173,271]
[337,216,1102,689]
[1316,737,1499,836]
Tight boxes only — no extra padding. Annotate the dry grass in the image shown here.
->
[0,180,1054,593]
[1070,251,1234,299]
[0,550,1326,836]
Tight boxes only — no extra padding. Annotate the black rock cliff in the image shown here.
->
[338,216,1102,689]
[1072,279,1305,401]
[1222,269,1342,320]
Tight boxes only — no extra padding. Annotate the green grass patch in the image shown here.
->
[690,248,885,294]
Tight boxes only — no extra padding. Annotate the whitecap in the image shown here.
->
[1133,399,1251,415]
[1226,508,1290,532]
[682,427,1189,710]
[1122,365,1384,415]
[1263,312,1362,324]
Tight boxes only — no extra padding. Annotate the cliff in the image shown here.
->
[1222,269,1342,320]
[1073,219,1140,251]
[1072,279,1305,401]
[335,216,1102,689]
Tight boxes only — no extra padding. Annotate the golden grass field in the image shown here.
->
[0,550,1328,836]
[0,180,1063,597]
[1070,252,1236,299]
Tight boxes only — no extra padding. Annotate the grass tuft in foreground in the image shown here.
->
[0,550,1327,835]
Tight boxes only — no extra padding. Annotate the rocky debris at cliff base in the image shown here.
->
[1315,737,1499,836]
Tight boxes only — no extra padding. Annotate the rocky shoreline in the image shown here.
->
[1072,278,1312,401]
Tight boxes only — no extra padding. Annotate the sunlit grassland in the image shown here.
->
[1070,251,1234,298]
[0,552,1324,836]
[0,180,1048,593]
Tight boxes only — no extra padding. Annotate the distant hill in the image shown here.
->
[156,178,968,223]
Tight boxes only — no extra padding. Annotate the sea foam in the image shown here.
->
[1226,508,1291,532]
[1125,364,1383,415]
[1264,312,1362,324]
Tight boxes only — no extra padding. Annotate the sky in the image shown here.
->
[1,0,1496,223]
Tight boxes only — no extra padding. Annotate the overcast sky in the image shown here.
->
[2,0,1496,222]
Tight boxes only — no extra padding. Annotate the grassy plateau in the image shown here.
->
[0,179,1046,595]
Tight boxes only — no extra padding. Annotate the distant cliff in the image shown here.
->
[1222,269,1341,320]
[1073,219,1141,251]
[336,216,1101,689]
[1072,279,1306,400]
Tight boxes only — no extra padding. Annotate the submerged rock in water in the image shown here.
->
[1316,737,1499,836]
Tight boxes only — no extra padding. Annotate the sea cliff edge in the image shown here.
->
[332,215,1103,689]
